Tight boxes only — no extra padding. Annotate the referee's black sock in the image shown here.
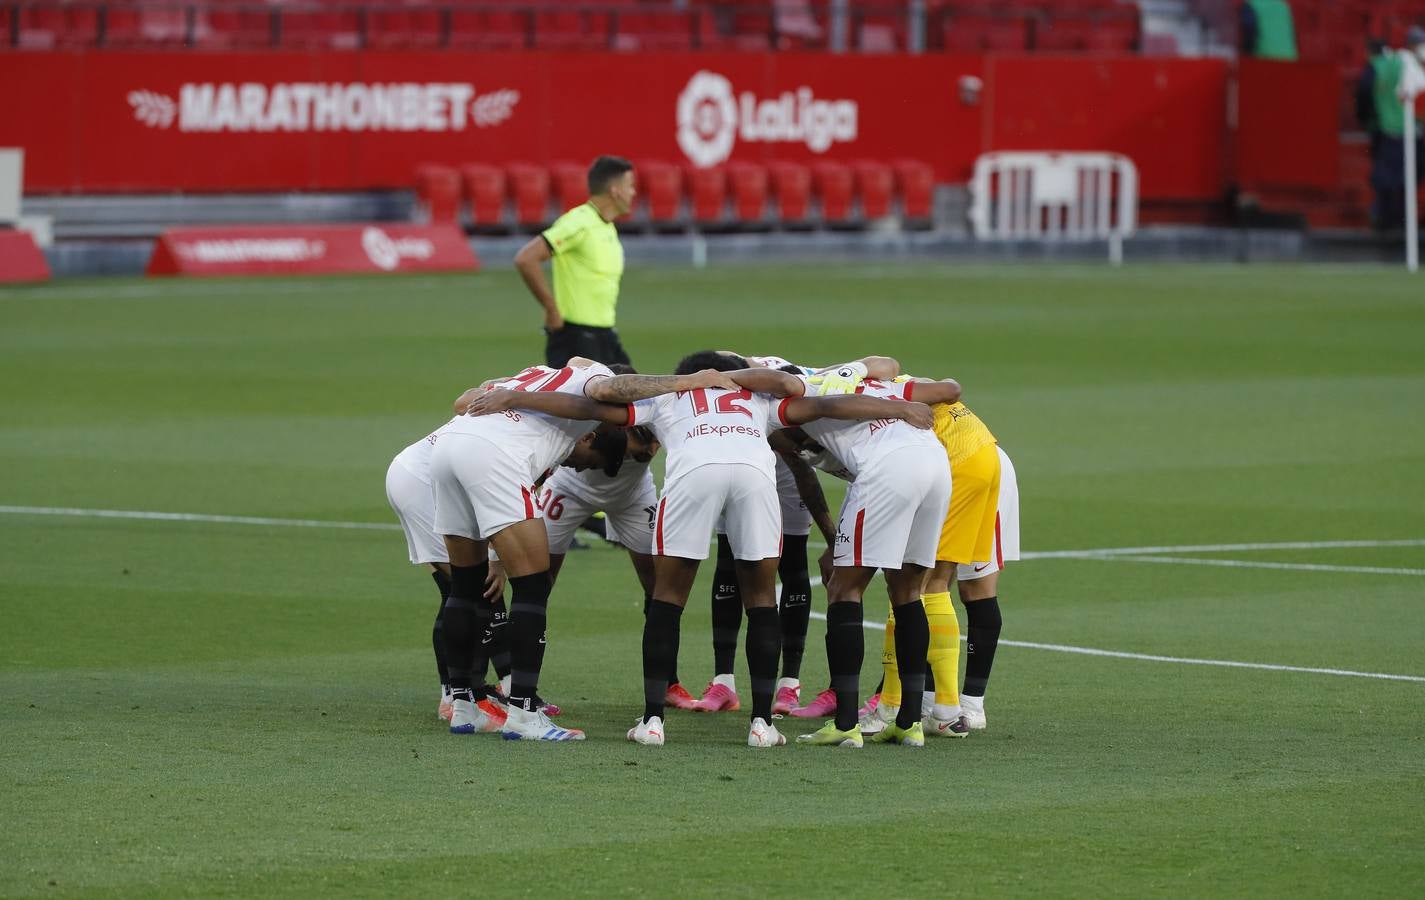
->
[745,606,781,723]
[891,600,929,730]
[644,591,679,685]
[430,569,452,690]
[963,597,1002,697]
[506,572,553,712]
[442,563,491,699]
[710,536,741,675]
[777,534,812,680]
[825,601,864,732]
[643,600,684,722]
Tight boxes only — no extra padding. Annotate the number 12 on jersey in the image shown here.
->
[677,388,752,419]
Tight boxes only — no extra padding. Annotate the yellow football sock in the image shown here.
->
[924,591,961,707]
[881,604,902,708]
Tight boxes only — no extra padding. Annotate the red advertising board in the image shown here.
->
[0,231,52,283]
[2,51,985,193]
[1236,58,1341,191]
[146,224,478,277]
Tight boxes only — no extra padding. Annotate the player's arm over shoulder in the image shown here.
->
[901,377,961,405]
[463,388,631,425]
[779,394,934,429]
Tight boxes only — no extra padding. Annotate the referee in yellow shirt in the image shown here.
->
[514,156,636,367]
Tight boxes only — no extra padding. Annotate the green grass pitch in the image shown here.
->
[2,263,1423,897]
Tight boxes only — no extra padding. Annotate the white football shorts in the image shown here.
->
[540,472,659,556]
[833,443,952,571]
[430,433,539,541]
[385,459,449,566]
[958,446,1021,581]
[715,457,812,538]
[655,463,781,561]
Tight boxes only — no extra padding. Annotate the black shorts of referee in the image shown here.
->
[545,323,633,368]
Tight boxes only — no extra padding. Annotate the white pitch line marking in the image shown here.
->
[798,579,1425,683]
[1024,539,1425,558]
[1091,554,1425,578]
[0,505,400,532]
[4,504,1422,684]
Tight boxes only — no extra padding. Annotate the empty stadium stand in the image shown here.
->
[2,1,1144,54]
[413,159,942,232]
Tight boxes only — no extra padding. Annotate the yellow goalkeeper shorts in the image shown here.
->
[937,442,1001,564]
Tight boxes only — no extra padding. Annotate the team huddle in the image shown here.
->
[384,350,1017,748]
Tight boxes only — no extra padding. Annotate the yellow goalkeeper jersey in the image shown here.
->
[932,402,997,466]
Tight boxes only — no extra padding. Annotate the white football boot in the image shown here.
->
[747,717,787,748]
[627,716,666,746]
[961,695,987,730]
[858,702,897,735]
[449,697,488,735]
[501,705,585,741]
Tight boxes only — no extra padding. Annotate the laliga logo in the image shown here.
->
[362,227,434,271]
[676,70,858,167]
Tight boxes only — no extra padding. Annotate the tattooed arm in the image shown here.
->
[585,369,738,403]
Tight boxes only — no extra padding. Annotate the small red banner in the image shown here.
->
[0,230,52,283]
[145,223,479,277]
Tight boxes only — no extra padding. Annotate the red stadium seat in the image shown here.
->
[726,162,770,224]
[811,161,854,223]
[891,159,935,221]
[942,14,1027,53]
[461,164,508,227]
[507,163,553,226]
[203,11,270,49]
[851,161,894,220]
[768,162,812,223]
[611,12,696,51]
[549,161,588,213]
[448,10,528,51]
[639,161,684,225]
[281,12,361,50]
[685,166,728,224]
[535,10,608,51]
[368,11,443,50]
[415,164,462,226]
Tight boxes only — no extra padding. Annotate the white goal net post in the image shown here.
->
[969,151,1139,265]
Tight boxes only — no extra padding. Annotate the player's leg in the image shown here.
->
[863,445,953,747]
[440,534,499,734]
[775,535,813,714]
[696,533,743,712]
[724,465,789,747]
[386,459,457,720]
[607,492,697,709]
[956,446,1016,730]
[631,468,722,745]
[919,560,967,736]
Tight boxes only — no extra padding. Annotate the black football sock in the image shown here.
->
[506,571,553,712]
[892,600,929,729]
[430,569,452,689]
[825,601,864,731]
[643,599,684,721]
[777,534,812,680]
[924,666,935,696]
[484,598,511,682]
[442,562,491,698]
[644,591,679,686]
[710,536,741,675]
[745,606,781,722]
[963,597,1002,697]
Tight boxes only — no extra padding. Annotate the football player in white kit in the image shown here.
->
[431,361,739,741]
[386,425,508,723]
[696,354,902,716]
[771,374,965,749]
[953,446,1019,729]
[465,351,934,748]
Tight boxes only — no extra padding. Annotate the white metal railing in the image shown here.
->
[969,151,1138,264]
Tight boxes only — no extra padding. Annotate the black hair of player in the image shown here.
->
[590,424,630,478]
[675,350,747,375]
[588,157,634,196]
[777,364,803,375]
[608,363,638,376]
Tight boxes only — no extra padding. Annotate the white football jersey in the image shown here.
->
[545,456,655,510]
[439,363,614,478]
[391,416,460,486]
[793,376,938,479]
[628,388,779,483]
